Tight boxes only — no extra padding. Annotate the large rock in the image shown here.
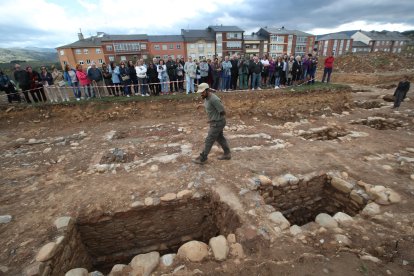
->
[0,215,12,224]
[36,242,58,262]
[330,177,353,193]
[177,241,208,262]
[333,212,354,225]
[230,243,245,259]
[289,225,303,236]
[108,264,127,276]
[160,193,176,202]
[362,202,381,216]
[334,234,352,246]
[258,175,272,185]
[130,251,160,276]
[315,213,338,229]
[268,212,290,230]
[65,268,88,276]
[209,235,229,261]
[365,185,401,205]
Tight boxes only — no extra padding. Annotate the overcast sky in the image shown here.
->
[1,0,413,48]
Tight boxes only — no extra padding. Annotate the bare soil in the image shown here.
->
[1,73,414,276]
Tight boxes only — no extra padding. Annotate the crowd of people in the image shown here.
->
[0,52,327,104]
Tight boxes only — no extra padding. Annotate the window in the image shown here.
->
[190,44,195,49]
[155,56,160,59]
[163,55,168,59]
[109,56,114,61]
[297,36,307,44]
[270,35,284,42]
[86,59,91,64]
[106,45,113,51]
[121,56,126,61]
[98,59,103,64]
[142,55,148,59]
[227,41,242,48]
[216,33,222,43]
[169,44,174,49]
[226,32,241,39]
[60,50,64,56]
[96,48,102,54]
[79,60,84,65]
[170,55,175,59]
[207,43,212,48]
[114,43,140,52]
[75,49,81,54]
[83,49,89,54]
[141,44,147,50]
[176,44,181,49]
[154,44,160,50]
[190,53,196,58]
[162,45,167,50]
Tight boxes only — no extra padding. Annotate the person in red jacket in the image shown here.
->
[322,53,335,83]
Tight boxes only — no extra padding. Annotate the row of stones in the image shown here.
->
[64,234,244,276]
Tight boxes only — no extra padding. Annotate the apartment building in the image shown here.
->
[257,27,315,57]
[101,34,149,63]
[148,35,186,61]
[317,33,353,56]
[207,25,244,57]
[243,33,267,57]
[181,29,215,60]
[352,31,410,53]
[352,41,370,53]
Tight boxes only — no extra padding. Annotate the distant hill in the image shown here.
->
[402,30,414,38]
[0,47,58,63]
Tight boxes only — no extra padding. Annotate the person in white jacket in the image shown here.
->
[135,59,149,96]
[157,59,169,94]
[184,56,196,94]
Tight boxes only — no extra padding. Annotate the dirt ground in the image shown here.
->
[1,69,414,276]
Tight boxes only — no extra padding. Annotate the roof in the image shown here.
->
[148,35,184,42]
[352,41,369,47]
[57,36,103,49]
[181,29,215,42]
[101,34,148,41]
[208,25,244,32]
[358,31,410,41]
[260,27,313,36]
[244,34,267,41]
[318,33,351,41]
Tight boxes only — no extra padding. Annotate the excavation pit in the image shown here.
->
[298,126,349,141]
[354,100,385,109]
[350,117,404,130]
[40,193,241,275]
[259,173,368,226]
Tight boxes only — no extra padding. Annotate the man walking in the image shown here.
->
[192,83,231,164]
[392,75,410,109]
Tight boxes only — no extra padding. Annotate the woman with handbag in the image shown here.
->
[64,64,82,101]
[175,58,184,92]
[119,61,131,97]
[51,65,70,102]
[157,59,169,95]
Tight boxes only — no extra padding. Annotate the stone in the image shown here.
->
[173,265,186,274]
[227,233,236,244]
[258,175,272,185]
[268,212,290,230]
[289,225,303,236]
[95,164,109,173]
[160,253,176,267]
[334,234,352,246]
[333,212,354,225]
[315,213,338,229]
[360,255,381,263]
[230,243,245,258]
[131,201,144,208]
[108,264,127,276]
[130,251,160,276]
[65,268,89,276]
[0,215,12,224]
[410,174,414,181]
[274,174,299,186]
[330,177,353,193]
[177,189,192,199]
[16,138,26,142]
[89,271,104,276]
[36,242,58,262]
[55,236,65,244]
[150,165,159,172]
[24,262,44,276]
[144,197,154,206]
[209,235,229,261]
[350,190,365,205]
[387,190,401,203]
[362,202,381,216]
[160,193,176,201]
[177,240,209,262]
[54,216,72,230]
[382,165,393,171]
[0,265,8,273]
[43,147,52,154]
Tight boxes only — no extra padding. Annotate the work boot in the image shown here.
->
[217,153,231,160]
[192,154,207,164]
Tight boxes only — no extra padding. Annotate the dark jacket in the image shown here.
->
[274,62,284,77]
[14,69,30,87]
[292,60,302,76]
[87,67,103,81]
[28,71,42,89]
[147,64,158,81]
[166,60,177,77]
[119,66,130,84]
[128,65,138,81]
[40,71,53,85]
[249,61,263,74]
[0,73,11,90]
[230,59,239,75]
[394,81,410,95]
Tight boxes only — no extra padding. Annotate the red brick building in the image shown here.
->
[148,35,186,61]
[317,33,353,57]
[101,34,149,63]
[207,26,244,57]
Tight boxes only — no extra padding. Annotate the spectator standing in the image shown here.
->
[238,58,249,90]
[136,59,149,96]
[14,64,32,103]
[102,63,114,96]
[274,57,284,89]
[199,58,209,84]
[287,56,295,86]
[261,55,270,88]
[119,61,131,97]
[157,59,169,95]
[64,64,81,100]
[393,75,410,109]
[221,56,232,91]
[147,59,160,96]
[307,54,318,85]
[166,56,177,92]
[302,55,311,81]
[110,62,121,96]
[40,66,58,103]
[127,60,139,95]
[88,62,104,97]
[27,66,47,102]
[322,54,335,83]
[230,55,239,90]
[291,56,302,86]
[268,57,275,87]
[0,70,21,103]
[51,65,69,101]
[184,57,196,94]
[211,58,222,91]
[249,56,263,90]
[76,64,93,99]
[175,58,184,92]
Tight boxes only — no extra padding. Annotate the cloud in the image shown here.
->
[0,0,413,48]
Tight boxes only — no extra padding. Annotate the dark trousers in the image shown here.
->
[394,90,405,108]
[231,72,238,90]
[212,74,220,90]
[177,75,184,91]
[169,74,178,92]
[20,84,32,103]
[2,86,21,103]
[201,119,230,159]
[322,67,332,83]
[149,78,160,96]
